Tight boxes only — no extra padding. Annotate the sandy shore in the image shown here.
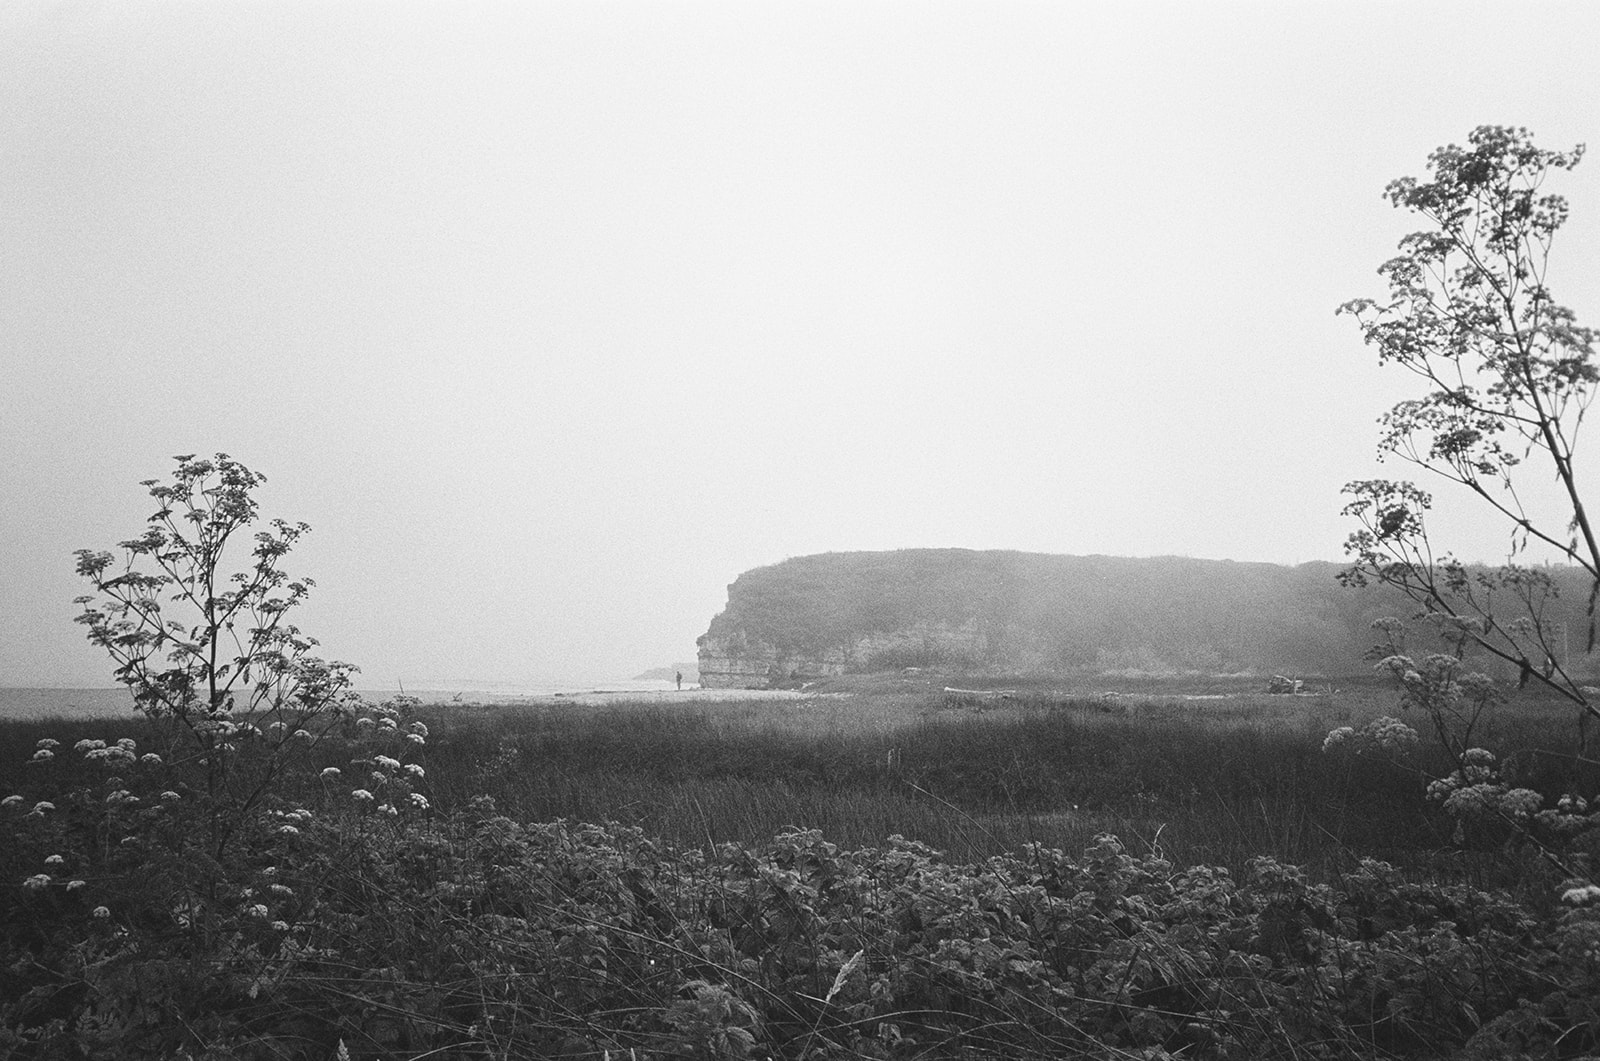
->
[481,688,826,708]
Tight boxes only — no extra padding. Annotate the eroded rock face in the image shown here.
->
[695,621,994,689]
[695,635,848,689]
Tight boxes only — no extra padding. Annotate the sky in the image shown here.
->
[3,1,1599,690]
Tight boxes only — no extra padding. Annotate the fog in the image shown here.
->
[3,1,1598,688]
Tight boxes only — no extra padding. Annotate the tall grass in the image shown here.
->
[5,682,1591,889]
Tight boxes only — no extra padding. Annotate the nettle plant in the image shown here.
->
[1336,127,1600,886]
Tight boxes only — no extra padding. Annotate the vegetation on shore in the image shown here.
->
[5,679,1600,1059]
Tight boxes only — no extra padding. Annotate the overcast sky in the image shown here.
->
[4,1,1599,689]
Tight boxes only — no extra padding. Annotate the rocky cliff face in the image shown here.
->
[694,635,850,688]
[697,621,991,688]
[694,548,1481,689]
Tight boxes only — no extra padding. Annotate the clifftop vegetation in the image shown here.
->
[702,548,1600,678]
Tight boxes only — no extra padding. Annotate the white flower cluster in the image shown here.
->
[1562,883,1600,906]
[75,738,140,765]
[1460,747,1498,781]
[271,806,314,836]
[279,696,432,821]
[1426,748,1595,832]
[1367,716,1421,751]
[1321,717,1420,757]
[1534,793,1600,836]
[1375,653,1500,723]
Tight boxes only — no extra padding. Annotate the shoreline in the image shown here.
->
[484,688,825,708]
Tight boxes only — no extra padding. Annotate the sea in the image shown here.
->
[0,680,687,721]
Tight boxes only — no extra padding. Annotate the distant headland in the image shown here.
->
[695,548,1597,689]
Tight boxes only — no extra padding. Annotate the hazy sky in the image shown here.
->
[4,1,1598,689]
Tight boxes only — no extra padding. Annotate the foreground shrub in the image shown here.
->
[6,800,1599,1060]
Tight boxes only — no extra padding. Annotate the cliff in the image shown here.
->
[695,548,1596,688]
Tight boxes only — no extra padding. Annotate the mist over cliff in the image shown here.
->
[695,549,1595,688]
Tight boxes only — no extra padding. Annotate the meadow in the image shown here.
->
[330,674,1591,882]
[3,673,1598,1059]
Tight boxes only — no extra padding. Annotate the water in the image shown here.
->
[0,679,693,720]
[0,688,138,720]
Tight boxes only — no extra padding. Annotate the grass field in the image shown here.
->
[7,671,1592,889]
[6,671,1600,1059]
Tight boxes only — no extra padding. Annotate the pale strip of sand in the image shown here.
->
[486,688,827,708]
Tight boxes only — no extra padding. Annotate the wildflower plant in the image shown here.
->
[70,454,362,859]
[1339,127,1600,762]
[1330,619,1600,890]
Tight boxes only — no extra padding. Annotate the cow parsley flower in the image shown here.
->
[1443,784,1497,817]
[1368,717,1420,751]
[1500,788,1544,818]
[320,767,341,780]
[1562,884,1600,906]
[92,906,110,919]
[22,874,51,891]
[351,789,373,802]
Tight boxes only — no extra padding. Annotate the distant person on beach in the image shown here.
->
[675,671,683,690]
